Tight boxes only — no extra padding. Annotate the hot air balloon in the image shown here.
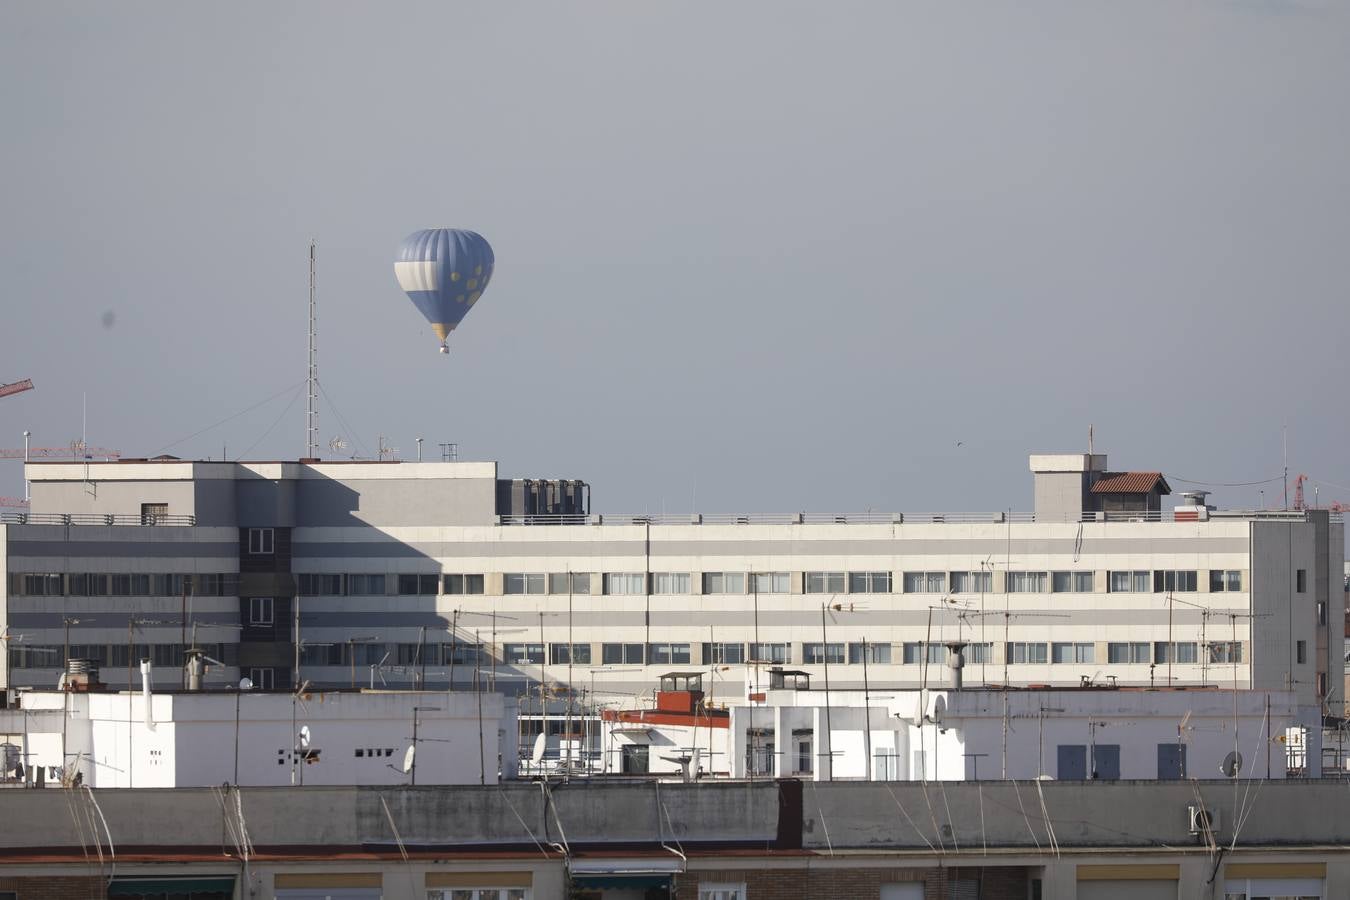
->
[394,228,495,354]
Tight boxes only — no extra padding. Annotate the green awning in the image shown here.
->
[108,877,235,896]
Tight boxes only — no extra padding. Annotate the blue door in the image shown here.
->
[1157,743,1186,780]
[1093,745,1121,780]
[1057,745,1087,780]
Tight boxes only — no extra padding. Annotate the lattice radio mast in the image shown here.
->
[305,240,319,459]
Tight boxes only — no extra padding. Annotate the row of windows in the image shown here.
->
[11,636,1245,672]
[488,639,1245,668]
[8,573,237,598]
[2,567,1265,601]
[282,567,1254,599]
[8,642,234,669]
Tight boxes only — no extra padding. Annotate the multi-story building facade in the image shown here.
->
[2,451,1342,718]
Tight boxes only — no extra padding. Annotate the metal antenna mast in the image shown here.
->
[305,240,319,459]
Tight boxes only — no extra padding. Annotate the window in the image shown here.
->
[902,572,946,593]
[703,642,745,664]
[751,572,789,593]
[247,667,275,690]
[445,573,486,595]
[1209,641,1243,663]
[397,574,439,595]
[1297,640,1307,664]
[848,571,892,593]
[297,573,343,596]
[1108,642,1151,664]
[965,642,993,663]
[802,642,845,664]
[648,643,691,665]
[950,571,992,593]
[1154,642,1198,664]
[140,502,168,524]
[902,642,947,665]
[795,736,813,774]
[1317,600,1328,626]
[440,642,481,665]
[1109,570,1150,592]
[603,572,647,595]
[697,886,746,900]
[848,642,892,664]
[504,573,546,595]
[1221,878,1323,900]
[1005,571,1048,593]
[504,644,544,665]
[1296,568,1307,593]
[545,572,589,594]
[347,573,386,595]
[427,889,530,900]
[549,643,591,665]
[247,528,274,554]
[1051,571,1094,592]
[805,571,846,593]
[651,572,690,594]
[1210,570,1242,592]
[748,642,791,664]
[21,574,64,596]
[703,572,745,594]
[248,597,274,626]
[1008,642,1048,664]
[698,885,746,900]
[602,643,645,664]
[1051,642,1094,664]
[1155,569,1198,592]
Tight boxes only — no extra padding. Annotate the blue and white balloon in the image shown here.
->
[394,228,495,353]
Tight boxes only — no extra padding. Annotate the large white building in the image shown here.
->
[0,669,514,788]
[2,449,1342,724]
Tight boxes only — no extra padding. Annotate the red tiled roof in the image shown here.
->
[1090,472,1170,495]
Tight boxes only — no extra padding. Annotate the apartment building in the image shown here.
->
[2,451,1342,717]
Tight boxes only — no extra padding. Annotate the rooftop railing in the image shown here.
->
[500,509,1342,526]
[0,512,197,527]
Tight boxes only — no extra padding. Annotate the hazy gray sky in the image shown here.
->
[2,1,1347,514]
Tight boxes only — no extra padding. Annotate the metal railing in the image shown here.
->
[0,512,197,527]
[499,509,1339,527]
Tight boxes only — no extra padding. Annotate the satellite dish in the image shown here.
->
[299,725,311,749]
[402,745,416,773]
[1221,751,1243,778]
[531,732,548,766]
[238,677,253,690]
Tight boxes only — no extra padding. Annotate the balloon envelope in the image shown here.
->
[394,228,495,350]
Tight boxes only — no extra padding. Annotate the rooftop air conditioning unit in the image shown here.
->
[1188,805,1218,835]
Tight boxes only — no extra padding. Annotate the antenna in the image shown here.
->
[305,239,319,460]
[1221,750,1243,778]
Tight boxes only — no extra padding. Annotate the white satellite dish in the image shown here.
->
[1221,751,1243,778]
[531,732,548,766]
[238,677,254,690]
[299,725,311,749]
[402,745,416,773]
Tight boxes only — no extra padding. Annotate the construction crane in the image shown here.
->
[0,444,120,460]
[0,379,34,400]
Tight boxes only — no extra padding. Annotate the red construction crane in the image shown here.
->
[0,497,28,508]
[0,379,34,400]
[1293,474,1307,510]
